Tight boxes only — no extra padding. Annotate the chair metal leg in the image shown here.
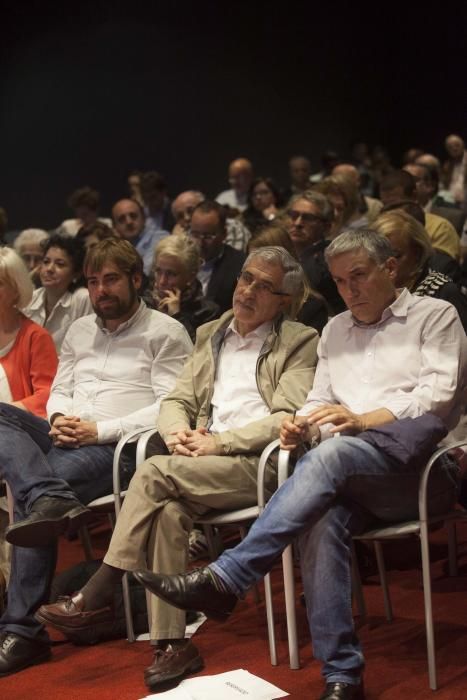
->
[122,572,135,642]
[374,541,393,622]
[419,522,437,690]
[351,541,367,620]
[447,521,458,577]
[282,543,300,669]
[263,571,278,666]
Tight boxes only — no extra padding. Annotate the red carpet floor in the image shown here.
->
[2,521,467,699]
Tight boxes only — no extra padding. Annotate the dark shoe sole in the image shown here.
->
[132,571,234,622]
[145,655,204,688]
[0,648,51,677]
[6,506,92,547]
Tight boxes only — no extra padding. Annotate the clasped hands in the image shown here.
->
[280,404,366,451]
[49,415,98,448]
[166,427,219,457]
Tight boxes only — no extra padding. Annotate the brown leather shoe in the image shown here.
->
[35,593,113,635]
[144,640,204,688]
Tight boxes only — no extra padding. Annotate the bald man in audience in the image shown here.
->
[332,164,383,223]
[112,198,168,275]
[283,155,312,202]
[172,190,251,252]
[216,158,254,213]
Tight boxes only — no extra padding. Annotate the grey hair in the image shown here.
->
[324,228,394,265]
[14,228,49,252]
[289,190,334,224]
[243,245,307,318]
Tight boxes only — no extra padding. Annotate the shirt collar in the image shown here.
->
[225,318,273,341]
[28,288,74,310]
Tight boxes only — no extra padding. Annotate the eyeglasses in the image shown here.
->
[287,209,325,224]
[237,270,290,297]
[189,229,219,241]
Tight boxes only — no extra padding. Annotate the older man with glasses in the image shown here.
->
[37,245,319,691]
[286,191,345,314]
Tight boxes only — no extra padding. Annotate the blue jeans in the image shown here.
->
[0,403,124,641]
[211,436,458,684]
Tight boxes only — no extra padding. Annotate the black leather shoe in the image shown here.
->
[319,681,364,699]
[133,567,238,622]
[0,632,51,676]
[6,496,91,547]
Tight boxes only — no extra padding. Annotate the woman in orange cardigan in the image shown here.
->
[0,247,57,418]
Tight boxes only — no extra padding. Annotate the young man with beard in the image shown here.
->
[0,238,192,676]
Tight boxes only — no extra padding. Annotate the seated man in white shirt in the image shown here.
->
[124,230,467,700]
[215,157,254,213]
[0,238,192,677]
[37,246,319,691]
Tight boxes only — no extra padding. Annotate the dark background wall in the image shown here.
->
[0,2,465,230]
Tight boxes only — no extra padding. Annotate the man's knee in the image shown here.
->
[158,500,192,536]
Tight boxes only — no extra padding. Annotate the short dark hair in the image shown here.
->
[84,237,143,278]
[380,170,416,198]
[140,171,167,195]
[75,221,115,245]
[42,233,86,291]
[67,186,100,212]
[192,199,227,228]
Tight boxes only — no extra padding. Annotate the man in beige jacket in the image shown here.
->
[36,246,319,690]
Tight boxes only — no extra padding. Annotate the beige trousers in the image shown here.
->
[104,451,274,640]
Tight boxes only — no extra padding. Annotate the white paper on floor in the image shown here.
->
[135,613,207,642]
[141,668,289,699]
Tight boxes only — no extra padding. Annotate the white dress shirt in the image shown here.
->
[210,320,271,433]
[299,289,467,437]
[47,301,193,443]
[24,287,93,354]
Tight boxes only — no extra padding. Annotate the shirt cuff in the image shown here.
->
[96,419,122,444]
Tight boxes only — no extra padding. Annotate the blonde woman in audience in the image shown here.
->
[24,233,92,353]
[373,209,467,331]
[149,234,219,341]
[0,247,58,591]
